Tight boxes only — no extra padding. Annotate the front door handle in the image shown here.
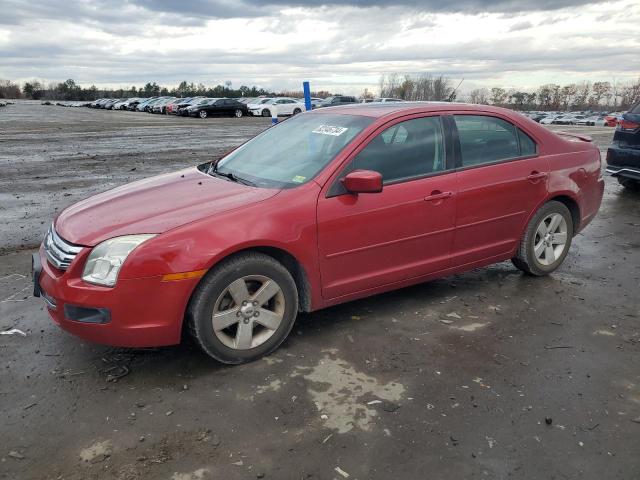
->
[424,190,453,202]
[527,171,548,181]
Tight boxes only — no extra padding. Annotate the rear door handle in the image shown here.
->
[424,190,453,202]
[527,171,548,181]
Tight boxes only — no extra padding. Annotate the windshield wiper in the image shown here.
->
[209,162,256,187]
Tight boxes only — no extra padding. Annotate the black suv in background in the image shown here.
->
[607,102,640,190]
[319,95,358,108]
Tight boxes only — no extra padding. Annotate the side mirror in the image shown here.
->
[341,170,383,194]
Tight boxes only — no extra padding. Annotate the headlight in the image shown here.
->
[82,234,156,287]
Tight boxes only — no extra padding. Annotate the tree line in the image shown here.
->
[464,80,640,111]
[1,76,639,111]
[0,78,334,102]
[374,74,640,111]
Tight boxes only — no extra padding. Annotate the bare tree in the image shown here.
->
[490,87,508,106]
[468,88,489,104]
[560,84,577,110]
[379,73,453,101]
[0,79,22,99]
[574,82,591,110]
[590,81,611,108]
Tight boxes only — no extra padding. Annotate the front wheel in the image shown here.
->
[261,109,271,117]
[199,110,208,119]
[234,109,243,118]
[512,201,573,276]
[187,252,299,364]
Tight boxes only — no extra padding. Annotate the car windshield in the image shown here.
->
[214,113,373,188]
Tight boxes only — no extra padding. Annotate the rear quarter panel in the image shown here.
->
[545,139,603,232]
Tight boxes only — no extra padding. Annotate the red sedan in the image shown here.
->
[33,103,604,363]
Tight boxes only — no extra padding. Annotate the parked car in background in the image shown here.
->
[166,97,192,115]
[34,102,604,363]
[540,115,558,125]
[246,97,273,113]
[576,115,606,126]
[102,98,122,109]
[606,102,640,190]
[186,98,248,119]
[164,98,183,115]
[176,97,207,116]
[152,97,177,114]
[135,99,150,112]
[119,98,141,110]
[552,114,576,125]
[362,98,404,103]
[112,98,130,110]
[319,95,358,108]
[249,97,305,117]
[89,98,107,108]
[142,97,168,112]
[127,97,150,111]
[604,114,622,127]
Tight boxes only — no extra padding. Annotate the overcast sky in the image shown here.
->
[1,0,638,94]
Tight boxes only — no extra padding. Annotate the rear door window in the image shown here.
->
[518,128,537,156]
[453,115,526,167]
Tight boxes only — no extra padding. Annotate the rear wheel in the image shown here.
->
[617,176,640,190]
[199,110,208,119]
[512,201,573,276]
[293,108,302,115]
[187,252,298,364]
[261,109,271,117]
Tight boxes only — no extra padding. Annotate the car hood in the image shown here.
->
[55,167,280,246]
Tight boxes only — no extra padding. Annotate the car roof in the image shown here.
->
[307,101,520,118]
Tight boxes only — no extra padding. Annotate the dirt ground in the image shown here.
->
[1,101,639,480]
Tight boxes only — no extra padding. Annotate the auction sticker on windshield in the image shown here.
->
[312,125,348,136]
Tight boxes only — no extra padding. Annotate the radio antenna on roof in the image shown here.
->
[447,78,464,102]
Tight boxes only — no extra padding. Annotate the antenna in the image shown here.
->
[448,78,464,102]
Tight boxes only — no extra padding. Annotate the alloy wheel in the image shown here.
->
[211,275,285,350]
[534,213,568,266]
[235,109,243,118]
[199,110,207,119]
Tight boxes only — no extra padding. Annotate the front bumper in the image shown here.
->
[33,245,199,347]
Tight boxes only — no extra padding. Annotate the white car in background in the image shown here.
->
[362,98,404,103]
[249,97,305,117]
[540,115,558,125]
[246,97,272,112]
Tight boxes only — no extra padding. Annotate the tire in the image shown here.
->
[187,252,299,364]
[261,109,271,117]
[293,108,301,115]
[617,176,640,190]
[234,109,243,118]
[512,201,573,276]
[199,110,208,119]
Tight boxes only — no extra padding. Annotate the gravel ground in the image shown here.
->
[0,101,639,480]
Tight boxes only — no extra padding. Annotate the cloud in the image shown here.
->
[1,0,612,27]
[509,20,533,31]
[0,0,638,94]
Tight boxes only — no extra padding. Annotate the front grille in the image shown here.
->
[44,225,82,270]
